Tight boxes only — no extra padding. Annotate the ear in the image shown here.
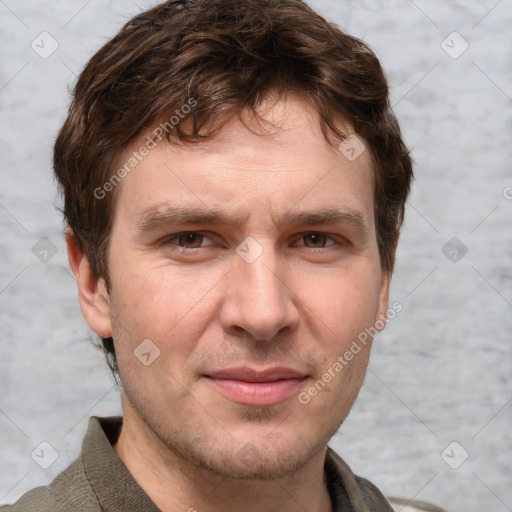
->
[65,227,113,338]
[375,270,391,331]
[374,240,398,330]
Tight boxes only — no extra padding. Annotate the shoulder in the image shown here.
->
[0,458,101,512]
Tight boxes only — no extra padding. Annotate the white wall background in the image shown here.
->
[0,1,511,511]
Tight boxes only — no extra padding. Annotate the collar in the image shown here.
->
[83,416,373,512]
[82,416,160,511]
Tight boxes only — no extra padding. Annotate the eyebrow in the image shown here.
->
[279,208,367,230]
[136,205,239,232]
[280,207,370,242]
[136,204,370,238]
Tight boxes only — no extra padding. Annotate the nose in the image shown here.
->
[220,241,300,343]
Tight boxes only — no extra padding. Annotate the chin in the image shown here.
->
[197,442,318,481]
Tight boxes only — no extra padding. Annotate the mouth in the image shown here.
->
[203,367,308,407]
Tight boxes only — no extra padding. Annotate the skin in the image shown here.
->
[67,94,392,512]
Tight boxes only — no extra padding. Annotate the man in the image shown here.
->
[2,0,418,510]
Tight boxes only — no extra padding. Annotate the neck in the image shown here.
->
[112,401,333,512]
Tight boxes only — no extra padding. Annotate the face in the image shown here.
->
[95,95,390,479]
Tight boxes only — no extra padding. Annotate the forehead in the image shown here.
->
[112,95,375,228]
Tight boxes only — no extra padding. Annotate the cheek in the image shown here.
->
[303,267,382,339]
[108,264,221,352]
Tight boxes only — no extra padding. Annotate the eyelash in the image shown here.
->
[162,232,341,251]
[163,232,214,251]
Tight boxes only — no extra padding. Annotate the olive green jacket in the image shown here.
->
[1,416,393,511]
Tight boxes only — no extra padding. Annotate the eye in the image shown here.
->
[165,232,213,249]
[296,233,335,248]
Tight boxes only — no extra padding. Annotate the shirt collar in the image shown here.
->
[83,416,367,512]
[83,416,160,511]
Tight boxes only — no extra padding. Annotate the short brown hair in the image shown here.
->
[54,0,413,375]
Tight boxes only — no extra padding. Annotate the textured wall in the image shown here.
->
[0,1,511,511]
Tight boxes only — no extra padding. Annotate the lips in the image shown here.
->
[204,367,308,406]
